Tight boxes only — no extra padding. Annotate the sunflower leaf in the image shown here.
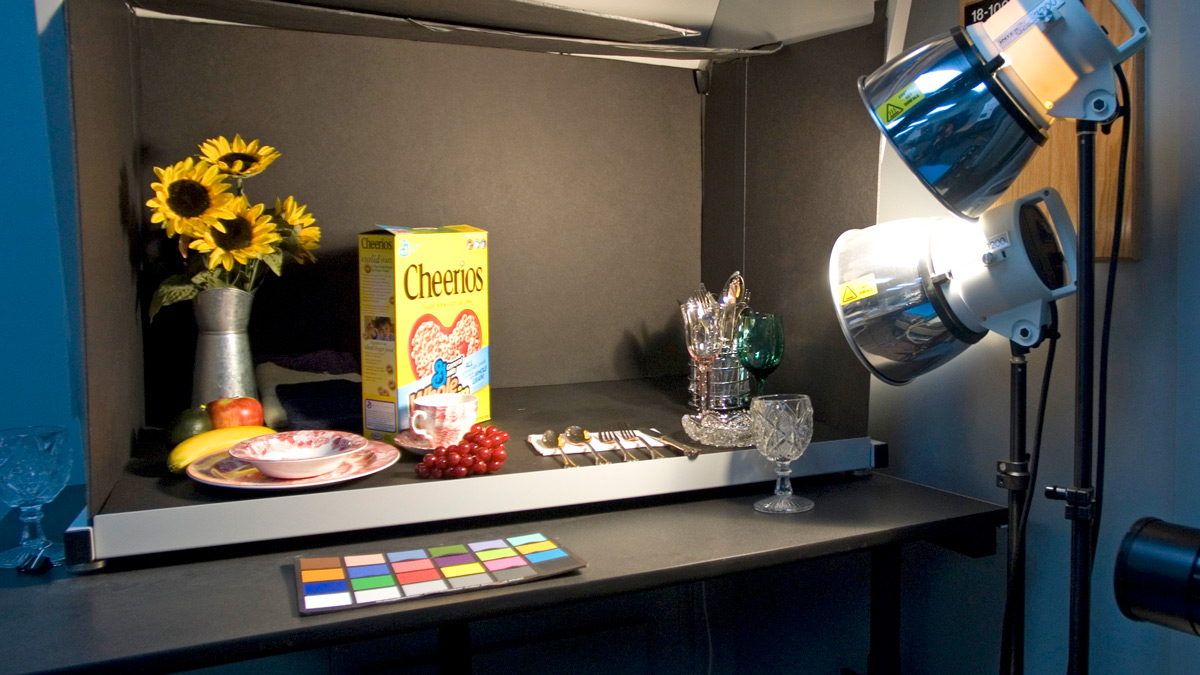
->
[190,268,225,289]
[149,275,199,320]
[260,250,284,277]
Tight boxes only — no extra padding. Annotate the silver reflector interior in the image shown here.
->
[858,28,1047,220]
[829,189,1077,386]
[829,218,983,385]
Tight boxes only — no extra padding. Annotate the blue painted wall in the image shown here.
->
[1,0,85,486]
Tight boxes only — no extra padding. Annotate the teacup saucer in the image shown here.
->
[394,429,437,454]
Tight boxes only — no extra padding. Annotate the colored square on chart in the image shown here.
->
[468,539,508,552]
[347,563,391,578]
[301,568,345,583]
[351,575,396,591]
[515,540,557,555]
[304,580,349,595]
[476,547,517,562]
[434,553,475,567]
[344,553,387,566]
[395,568,442,585]
[298,557,342,570]
[491,566,536,583]
[304,592,353,610]
[392,559,434,574]
[428,544,469,557]
[387,549,428,562]
[355,586,402,603]
[402,579,450,597]
[507,533,547,547]
[441,562,486,578]
[449,573,492,589]
[484,557,528,572]
[525,548,569,564]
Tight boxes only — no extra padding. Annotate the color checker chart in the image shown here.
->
[294,533,585,615]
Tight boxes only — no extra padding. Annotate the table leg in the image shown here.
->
[438,620,471,675]
[868,544,901,675]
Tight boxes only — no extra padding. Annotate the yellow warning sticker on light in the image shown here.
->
[839,274,879,306]
[875,83,925,125]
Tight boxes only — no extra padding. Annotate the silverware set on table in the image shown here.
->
[540,426,689,468]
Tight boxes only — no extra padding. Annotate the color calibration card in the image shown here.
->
[294,533,584,615]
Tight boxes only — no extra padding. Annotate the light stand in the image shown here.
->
[1041,120,1099,675]
[1000,342,1031,675]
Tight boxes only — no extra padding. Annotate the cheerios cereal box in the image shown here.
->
[358,225,489,445]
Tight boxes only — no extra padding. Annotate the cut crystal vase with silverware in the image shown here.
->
[680,272,760,447]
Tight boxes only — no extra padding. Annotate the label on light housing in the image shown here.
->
[875,83,925,125]
[839,273,879,305]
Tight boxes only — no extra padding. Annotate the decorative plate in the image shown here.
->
[187,440,400,490]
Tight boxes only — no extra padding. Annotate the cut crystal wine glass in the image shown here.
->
[749,394,814,514]
[0,426,72,568]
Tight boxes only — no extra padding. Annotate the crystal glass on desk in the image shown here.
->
[749,395,814,514]
[0,426,72,568]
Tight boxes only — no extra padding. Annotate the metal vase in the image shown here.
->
[192,288,258,407]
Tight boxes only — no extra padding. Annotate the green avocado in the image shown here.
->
[168,406,213,446]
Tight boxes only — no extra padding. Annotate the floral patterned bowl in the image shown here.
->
[227,430,369,479]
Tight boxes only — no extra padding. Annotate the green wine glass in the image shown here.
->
[737,311,785,396]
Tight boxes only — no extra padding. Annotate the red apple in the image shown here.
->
[207,397,264,428]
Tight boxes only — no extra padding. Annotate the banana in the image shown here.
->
[168,425,275,473]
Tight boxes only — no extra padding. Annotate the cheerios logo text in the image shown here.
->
[403,263,484,299]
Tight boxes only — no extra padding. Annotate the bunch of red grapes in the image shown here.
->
[415,424,509,479]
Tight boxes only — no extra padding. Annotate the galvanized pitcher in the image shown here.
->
[192,288,257,406]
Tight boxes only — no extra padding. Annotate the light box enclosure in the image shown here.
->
[65,0,882,560]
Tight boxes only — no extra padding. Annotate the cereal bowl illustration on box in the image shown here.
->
[359,225,489,446]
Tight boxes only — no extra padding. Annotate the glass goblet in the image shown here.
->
[0,426,72,568]
[737,311,785,396]
[749,394,814,514]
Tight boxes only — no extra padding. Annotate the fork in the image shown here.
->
[619,426,665,459]
[578,435,610,465]
[598,430,637,462]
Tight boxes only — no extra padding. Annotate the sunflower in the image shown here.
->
[198,134,280,178]
[275,196,321,261]
[189,197,282,271]
[145,158,235,238]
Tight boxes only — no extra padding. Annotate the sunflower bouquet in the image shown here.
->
[145,135,321,318]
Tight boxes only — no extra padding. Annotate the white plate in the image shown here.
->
[186,440,400,490]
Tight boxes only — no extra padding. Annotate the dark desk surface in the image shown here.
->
[0,473,1003,675]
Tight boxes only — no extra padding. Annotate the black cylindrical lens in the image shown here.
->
[1114,517,1200,636]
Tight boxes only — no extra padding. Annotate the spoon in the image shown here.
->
[564,425,609,465]
[542,429,577,468]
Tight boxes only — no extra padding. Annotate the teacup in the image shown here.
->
[409,393,478,448]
